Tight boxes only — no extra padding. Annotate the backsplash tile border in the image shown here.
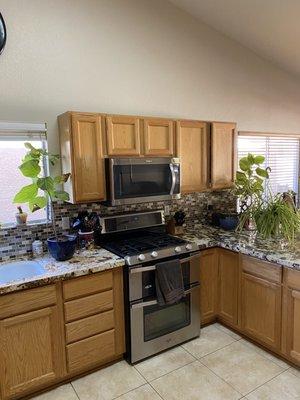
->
[0,190,236,261]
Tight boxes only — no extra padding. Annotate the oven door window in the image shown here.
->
[143,295,191,342]
[113,164,172,199]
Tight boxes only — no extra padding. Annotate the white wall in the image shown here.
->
[1,0,300,155]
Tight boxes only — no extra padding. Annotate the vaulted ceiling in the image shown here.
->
[169,0,300,78]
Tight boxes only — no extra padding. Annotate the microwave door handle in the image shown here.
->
[170,163,176,195]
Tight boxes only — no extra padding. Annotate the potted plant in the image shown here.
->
[13,142,77,261]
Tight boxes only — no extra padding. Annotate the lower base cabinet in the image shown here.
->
[200,249,218,324]
[0,268,125,400]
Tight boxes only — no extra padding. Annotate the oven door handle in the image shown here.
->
[130,283,200,309]
[169,163,176,195]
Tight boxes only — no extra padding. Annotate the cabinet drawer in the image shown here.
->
[63,271,113,300]
[64,290,113,322]
[67,329,115,372]
[0,285,57,319]
[241,255,282,283]
[283,268,300,289]
[66,310,114,343]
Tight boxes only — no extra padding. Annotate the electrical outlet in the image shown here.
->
[164,205,170,216]
[61,217,70,230]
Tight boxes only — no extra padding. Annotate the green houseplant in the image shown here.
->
[13,143,77,260]
[235,153,300,242]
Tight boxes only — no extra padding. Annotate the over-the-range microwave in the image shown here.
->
[104,157,180,206]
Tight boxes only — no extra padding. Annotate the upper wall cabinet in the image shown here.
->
[176,120,209,193]
[106,115,141,156]
[143,118,175,156]
[210,122,237,190]
[58,112,106,203]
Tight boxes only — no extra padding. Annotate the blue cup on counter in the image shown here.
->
[219,214,238,231]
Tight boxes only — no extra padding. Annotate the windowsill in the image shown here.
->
[0,219,51,230]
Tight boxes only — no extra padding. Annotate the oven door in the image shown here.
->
[108,157,180,206]
[129,284,200,363]
[128,252,201,363]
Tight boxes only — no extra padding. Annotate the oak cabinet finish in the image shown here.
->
[106,115,141,156]
[241,272,282,350]
[218,249,239,327]
[58,112,106,203]
[143,118,175,156]
[0,289,64,400]
[211,122,237,189]
[176,120,209,193]
[200,249,218,325]
[282,268,300,364]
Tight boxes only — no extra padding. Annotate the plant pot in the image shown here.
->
[219,215,238,231]
[47,235,77,261]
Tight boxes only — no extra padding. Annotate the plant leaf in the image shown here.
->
[19,160,41,178]
[53,190,69,201]
[29,196,47,212]
[247,153,255,164]
[256,167,269,178]
[37,177,54,192]
[239,158,250,171]
[254,155,265,164]
[13,184,38,203]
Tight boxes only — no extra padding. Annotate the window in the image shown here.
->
[238,133,300,201]
[0,123,49,226]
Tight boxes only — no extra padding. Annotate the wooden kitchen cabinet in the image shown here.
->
[240,255,282,351]
[143,118,175,156]
[0,287,64,400]
[282,268,300,364]
[106,115,141,156]
[218,249,239,327]
[210,122,237,189]
[58,112,106,203]
[176,120,209,193]
[200,249,218,325]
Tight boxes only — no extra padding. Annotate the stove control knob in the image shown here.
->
[138,254,146,261]
[151,251,158,258]
[186,244,193,251]
[175,246,182,253]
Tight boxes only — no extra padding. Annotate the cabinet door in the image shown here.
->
[176,121,209,193]
[71,113,105,202]
[285,288,300,364]
[211,122,237,189]
[200,249,218,325]
[143,118,174,156]
[218,249,239,327]
[106,115,141,156]
[0,307,64,399]
[241,273,282,350]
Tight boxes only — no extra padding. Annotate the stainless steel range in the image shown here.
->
[97,210,201,363]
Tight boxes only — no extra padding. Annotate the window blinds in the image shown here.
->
[238,134,300,197]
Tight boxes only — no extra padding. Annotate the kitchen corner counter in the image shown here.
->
[182,224,300,271]
[0,248,125,295]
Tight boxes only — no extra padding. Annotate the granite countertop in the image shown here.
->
[0,248,125,295]
[182,224,300,271]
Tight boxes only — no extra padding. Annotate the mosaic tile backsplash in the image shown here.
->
[0,190,236,260]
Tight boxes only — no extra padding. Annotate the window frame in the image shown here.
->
[0,122,50,228]
[238,131,300,206]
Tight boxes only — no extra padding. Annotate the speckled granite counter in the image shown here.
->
[182,224,300,271]
[0,248,125,295]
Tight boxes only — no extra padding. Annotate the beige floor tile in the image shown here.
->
[151,361,241,400]
[134,346,195,381]
[72,360,146,400]
[246,370,300,400]
[117,384,162,399]
[201,341,284,395]
[240,339,290,369]
[289,366,300,379]
[214,323,242,340]
[182,324,237,358]
[32,384,78,400]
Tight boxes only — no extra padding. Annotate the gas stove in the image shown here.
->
[97,210,198,265]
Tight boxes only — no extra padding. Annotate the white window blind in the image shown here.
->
[238,134,300,199]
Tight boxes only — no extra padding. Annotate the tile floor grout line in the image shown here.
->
[242,368,292,397]
[70,382,81,400]
[147,382,166,400]
[110,381,149,400]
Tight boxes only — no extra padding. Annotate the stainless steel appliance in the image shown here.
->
[104,157,180,206]
[97,211,201,363]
